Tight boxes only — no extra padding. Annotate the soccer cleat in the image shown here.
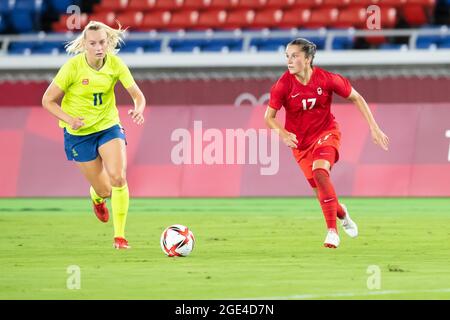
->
[340,204,358,238]
[93,201,109,223]
[324,229,340,248]
[114,237,131,249]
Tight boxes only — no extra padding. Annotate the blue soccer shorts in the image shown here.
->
[63,124,126,162]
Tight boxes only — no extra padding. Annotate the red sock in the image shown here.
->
[313,168,338,231]
[337,203,346,219]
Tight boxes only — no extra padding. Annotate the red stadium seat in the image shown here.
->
[334,6,366,28]
[303,8,339,28]
[252,8,283,28]
[277,8,311,29]
[194,9,227,29]
[208,0,240,10]
[116,11,144,30]
[89,12,118,27]
[380,7,397,28]
[349,0,379,6]
[128,0,151,12]
[139,11,171,30]
[291,0,322,9]
[94,0,129,13]
[148,0,184,11]
[168,10,199,29]
[322,0,351,8]
[183,0,208,10]
[238,0,267,10]
[52,13,89,32]
[408,0,435,6]
[265,0,296,9]
[377,0,407,8]
[223,9,255,29]
[401,4,429,26]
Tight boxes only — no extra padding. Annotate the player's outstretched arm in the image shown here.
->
[42,82,84,130]
[347,88,389,151]
[264,106,298,148]
[126,83,146,125]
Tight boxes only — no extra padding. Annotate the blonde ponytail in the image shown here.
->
[65,21,126,55]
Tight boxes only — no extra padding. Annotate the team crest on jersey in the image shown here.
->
[82,79,89,85]
[317,87,322,95]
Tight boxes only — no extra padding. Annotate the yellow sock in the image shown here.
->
[111,184,129,238]
[90,186,105,205]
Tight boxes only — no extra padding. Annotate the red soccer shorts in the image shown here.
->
[292,127,341,188]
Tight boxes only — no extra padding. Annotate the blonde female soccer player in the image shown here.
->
[42,21,146,249]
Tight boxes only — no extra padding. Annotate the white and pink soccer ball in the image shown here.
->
[160,224,195,257]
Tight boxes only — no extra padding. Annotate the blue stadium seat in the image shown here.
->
[50,0,80,14]
[201,39,243,52]
[0,13,8,32]
[32,41,64,54]
[8,41,35,54]
[120,39,151,53]
[249,37,292,52]
[416,35,443,49]
[169,39,204,52]
[10,10,35,32]
[332,36,354,50]
[0,0,13,14]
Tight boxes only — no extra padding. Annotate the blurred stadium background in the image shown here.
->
[0,0,450,197]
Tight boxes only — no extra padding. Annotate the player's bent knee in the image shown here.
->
[109,174,127,187]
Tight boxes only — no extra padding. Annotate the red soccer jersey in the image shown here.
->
[269,67,352,150]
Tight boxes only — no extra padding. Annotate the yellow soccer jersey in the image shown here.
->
[53,53,135,135]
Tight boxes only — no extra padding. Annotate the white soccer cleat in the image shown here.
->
[340,204,358,238]
[324,229,340,249]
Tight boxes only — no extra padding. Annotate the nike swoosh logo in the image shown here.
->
[291,93,300,98]
[324,199,334,203]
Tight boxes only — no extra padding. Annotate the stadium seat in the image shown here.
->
[10,10,35,33]
[148,0,184,11]
[380,7,397,28]
[377,0,407,8]
[50,0,80,14]
[116,11,144,30]
[89,12,117,27]
[322,0,351,8]
[139,11,171,30]
[32,41,64,54]
[237,0,267,10]
[303,8,339,28]
[52,13,89,32]
[208,0,240,10]
[291,0,322,9]
[265,0,296,9]
[408,0,436,6]
[119,39,160,53]
[349,0,379,6]
[222,9,255,29]
[252,8,283,29]
[0,0,13,14]
[168,38,204,52]
[202,38,243,52]
[14,0,45,13]
[194,9,227,29]
[94,0,129,13]
[183,0,208,10]
[0,14,8,33]
[277,8,311,29]
[128,0,151,11]
[250,37,293,51]
[332,35,355,50]
[334,6,366,28]
[8,41,35,54]
[168,10,199,30]
[401,4,430,26]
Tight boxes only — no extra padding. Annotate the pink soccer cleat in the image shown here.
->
[114,237,131,249]
[93,201,109,223]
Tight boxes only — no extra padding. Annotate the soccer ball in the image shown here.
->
[160,224,195,257]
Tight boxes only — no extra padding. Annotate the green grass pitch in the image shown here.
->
[0,197,449,300]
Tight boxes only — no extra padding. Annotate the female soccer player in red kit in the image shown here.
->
[265,38,389,248]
